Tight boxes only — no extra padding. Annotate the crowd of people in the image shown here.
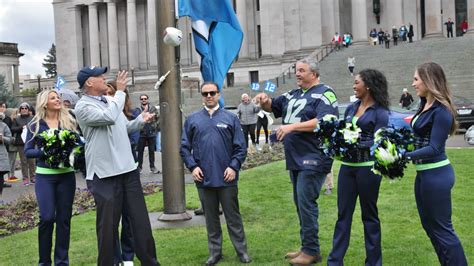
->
[369,23,414,49]
[0,54,468,266]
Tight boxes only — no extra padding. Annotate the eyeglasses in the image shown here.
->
[201,91,218,97]
[20,107,28,110]
[140,98,148,100]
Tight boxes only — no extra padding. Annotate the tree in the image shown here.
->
[0,74,17,107]
[42,43,57,78]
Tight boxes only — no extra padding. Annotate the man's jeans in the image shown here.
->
[290,170,326,256]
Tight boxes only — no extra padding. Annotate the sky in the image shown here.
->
[0,0,55,77]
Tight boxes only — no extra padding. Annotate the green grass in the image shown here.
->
[1,149,473,265]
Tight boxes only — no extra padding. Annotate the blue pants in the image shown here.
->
[415,165,467,266]
[328,165,382,266]
[35,172,76,266]
[289,170,326,256]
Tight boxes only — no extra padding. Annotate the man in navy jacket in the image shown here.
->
[180,82,250,265]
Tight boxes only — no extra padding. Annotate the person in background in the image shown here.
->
[460,19,468,36]
[377,28,385,45]
[63,100,72,109]
[0,112,13,194]
[0,101,16,186]
[328,69,390,266]
[136,94,160,174]
[332,32,342,50]
[24,89,78,265]
[11,102,35,185]
[408,23,414,43]
[392,26,399,46]
[369,29,378,46]
[445,18,455,38]
[237,93,260,148]
[405,62,467,265]
[347,55,356,76]
[399,88,414,109]
[105,80,141,266]
[384,31,391,48]
[181,81,251,265]
[256,110,271,148]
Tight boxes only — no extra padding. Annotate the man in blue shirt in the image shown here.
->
[180,82,250,265]
[254,58,338,265]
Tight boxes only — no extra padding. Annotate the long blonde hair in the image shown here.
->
[416,62,457,135]
[29,90,77,136]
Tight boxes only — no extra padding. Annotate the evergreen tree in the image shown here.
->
[42,43,57,78]
[0,74,17,107]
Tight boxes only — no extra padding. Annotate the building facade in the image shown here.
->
[0,42,23,94]
[53,0,474,89]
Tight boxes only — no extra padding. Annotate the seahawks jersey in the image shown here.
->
[272,83,339,172]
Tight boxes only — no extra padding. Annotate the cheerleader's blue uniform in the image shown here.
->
[405,99,467,266]
[328,101,388,266]
[24,120,76,265]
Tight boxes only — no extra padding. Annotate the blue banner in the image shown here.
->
[251,82,260,91]
[263,81,277,93]
[55,76,66,90]
[178,0,243,107]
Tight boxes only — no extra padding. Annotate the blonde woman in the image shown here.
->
[24,89,78,265]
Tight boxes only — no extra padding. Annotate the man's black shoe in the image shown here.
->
[194,207,204,215]
[239,253,252,263]
[205,254,222,265]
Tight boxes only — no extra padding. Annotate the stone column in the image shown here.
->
[236,0,249,59]
[466,0,474,35]
[386,0,403,28]
[322,0,336,45]
[424,0,443,38]
[127,0,139,69]
[88,3,101,66]
[351,0,368,44]
[13,65,20,94]
[72,6,84,70]
[107,1,120,71]
[147,0,158,68]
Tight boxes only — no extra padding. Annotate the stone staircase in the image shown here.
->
[181,36,474,116]
[318,36,474,104]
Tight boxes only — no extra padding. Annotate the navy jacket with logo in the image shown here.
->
[180,108,247,188]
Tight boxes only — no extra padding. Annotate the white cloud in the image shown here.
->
[0,0,55,76]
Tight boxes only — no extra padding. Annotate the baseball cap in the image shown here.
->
[77,66,108,88]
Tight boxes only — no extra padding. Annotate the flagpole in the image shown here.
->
[156,0,191,221]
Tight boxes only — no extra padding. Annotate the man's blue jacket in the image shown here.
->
[180,108,247,188]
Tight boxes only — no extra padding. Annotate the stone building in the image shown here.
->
[53,0,474,90]
[0,42,23,94]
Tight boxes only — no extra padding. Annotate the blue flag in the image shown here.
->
[264,81,277,93]
[55,75,66,90]
[178,0,243,107]
[250,83,260,91]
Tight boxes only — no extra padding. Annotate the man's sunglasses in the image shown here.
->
[20,107,29,110]
[201,91,218,97]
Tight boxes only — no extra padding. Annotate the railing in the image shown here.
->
[273,43,335,88]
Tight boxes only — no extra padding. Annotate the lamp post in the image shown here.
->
[36,74,42,93]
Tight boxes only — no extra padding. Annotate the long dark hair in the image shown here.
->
[358,69,390,109]
[416,62,457,135]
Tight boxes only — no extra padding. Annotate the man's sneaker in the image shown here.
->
[6,176,19,182]
[23,179,30,186]
[150,167,161,174]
